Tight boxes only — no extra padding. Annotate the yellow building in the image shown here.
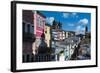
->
[45,24,51,47]
[65,31,69,39]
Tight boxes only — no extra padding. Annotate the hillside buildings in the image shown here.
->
[22,10,89,62]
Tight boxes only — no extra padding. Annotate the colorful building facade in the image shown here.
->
[33,11,46,54]
[34,11,46,38]
[23,10,34,55]
[45,24,51,47]
[23,10,47,55]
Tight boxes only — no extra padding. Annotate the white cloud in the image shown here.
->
[62,12,78,18]
[62,13,70,18]
[81,27,85,31]
[76,25,85,35]
[76,18,88,35]
[46,17,54,25]
[75,26,81,35]
[76,26,81,31]
[72,12,77,16]
[72,13,78,18]
[78,18,88,25]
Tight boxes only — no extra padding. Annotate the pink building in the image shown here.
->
[23,10,46,56]
[33,11,46,54]
[34,11,46,38]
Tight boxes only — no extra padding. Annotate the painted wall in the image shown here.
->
[23,10,33,25]
[23,10,34,54]
[34,11,46,38]
[23,42,32,54]
[45,25,51,47]
[65,32,69,38]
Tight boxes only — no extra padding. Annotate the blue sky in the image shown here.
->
[40,11,91,33]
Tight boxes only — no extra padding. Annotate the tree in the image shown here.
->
[52,20,62,29]
[52,20,57,29]
[85,26,88,32]
[58,22,62,29]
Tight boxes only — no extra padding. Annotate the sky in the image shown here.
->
[40,11,91,34]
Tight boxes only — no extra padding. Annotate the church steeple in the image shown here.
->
[85,26,88,32]
[85,26,88,36]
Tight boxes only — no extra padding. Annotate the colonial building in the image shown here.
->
[23,10,47,56]
[23,10,35,55]
[33,11,46,54]
[68,31,75,37]
[65,31,69,39]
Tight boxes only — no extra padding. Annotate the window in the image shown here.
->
[42,20,45,28]
[37,16,44,28]
[31,26,34,34]
[38,17,41,27]
[23,22,25,32]
[45,27,47,33]
[39,17,43,28]
[39,17,41,27]
[27,24,30,33]
[36,15,39,27]
[45,31,47,33]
